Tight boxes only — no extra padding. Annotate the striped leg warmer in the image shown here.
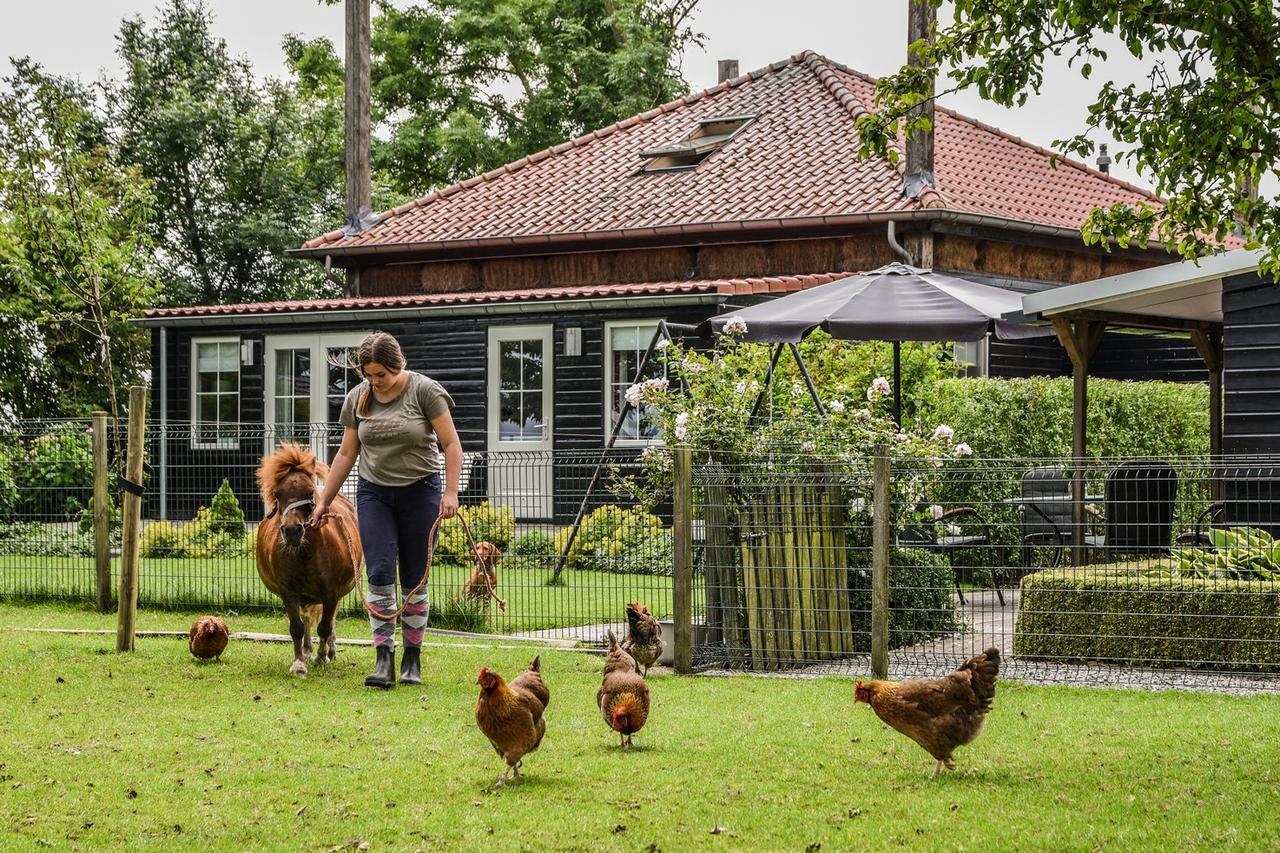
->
[367,582,398,649]
[401,589,430,649]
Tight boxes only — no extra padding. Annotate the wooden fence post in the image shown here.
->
[116,386,146,653]
[871,444,891,679]
[92,411,111,612]
[672,444,693,674]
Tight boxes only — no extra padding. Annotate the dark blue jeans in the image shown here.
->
[356,474,442,588]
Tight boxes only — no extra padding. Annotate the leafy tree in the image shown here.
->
[110,0,345,306]
[857,1,1280,272]
[313,0,702,197]
[0,60,156,422]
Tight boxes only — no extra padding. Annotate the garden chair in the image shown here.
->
[897,505,1004,607]
[1088,460,1178,560]
[1179,464,1280,546]
[1018,466,1074,569]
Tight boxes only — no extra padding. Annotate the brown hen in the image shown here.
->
[854,647,1000,778]
[598,630,650,749]
[189,616,229,660]
[622,601,663,677]
[475,656,550,787]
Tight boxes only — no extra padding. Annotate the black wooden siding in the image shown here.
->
[150,305,709,522]
[1224,270,1280,454]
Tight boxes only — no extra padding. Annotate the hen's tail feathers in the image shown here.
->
[529,655,541,673]
[606,629,620,650]
[961,647,1001,710]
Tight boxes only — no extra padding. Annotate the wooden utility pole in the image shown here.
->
[904,0,936,195]
[344,0,372,295]
[116,386,147,652]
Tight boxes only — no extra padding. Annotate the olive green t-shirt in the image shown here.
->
[339,371,455,486]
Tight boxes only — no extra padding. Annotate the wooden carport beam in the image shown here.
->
[1190,328,1225,500]
[1052,317,1106,565]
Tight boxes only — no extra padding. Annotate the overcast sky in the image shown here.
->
[1,0,1161,187]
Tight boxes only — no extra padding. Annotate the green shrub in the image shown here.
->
[141,520,186,558]
[430,592,489,632]
[180,480,247,558]
[1015,569,1280,672]
[554,504,673,575]
[510,529,556,559]
[0,521,93,557]
[848,547,963,650]
[0,438,19,516]
[437,501,515,560]
[13,424,94,518]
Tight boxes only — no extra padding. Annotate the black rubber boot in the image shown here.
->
[364,644,396,689]
[399,646,422,686]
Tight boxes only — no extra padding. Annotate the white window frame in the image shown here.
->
[263,332,367,457]
[954,337,990,377]
[190,336,241,450]
[604,319,666,446]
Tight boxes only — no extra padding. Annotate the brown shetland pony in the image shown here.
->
[255,443,362,676]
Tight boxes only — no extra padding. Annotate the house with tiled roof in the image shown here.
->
[138,50,1197,521]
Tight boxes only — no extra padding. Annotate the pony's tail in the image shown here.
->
[302,604,321,632]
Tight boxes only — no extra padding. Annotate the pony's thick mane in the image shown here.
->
[256,443,330,508]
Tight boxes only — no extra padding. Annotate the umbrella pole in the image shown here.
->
[788,343,827,418]
[892,340,902,426]
[748,343,786,421]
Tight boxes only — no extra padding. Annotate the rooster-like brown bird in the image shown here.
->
[475,656,550,787]
[189,616,229,661]
[622,601,663,677]
[598,630,650,749]
[854,647,1000,778]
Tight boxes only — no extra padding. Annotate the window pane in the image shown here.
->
[293,351,311,396]
[293,397,310,424]
[198,393,217,424]
[522,341,543,387]
[218,393,237,425]
[198,371,218,393]
[500,341,521,390]
[217,341,239,371]
[217,370,238,393]
[521,391,545,439]
[498,393,521,441]
[611,325,642,350]
[196,342,220,372]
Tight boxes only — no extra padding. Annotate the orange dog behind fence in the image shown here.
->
[462,541,507,611]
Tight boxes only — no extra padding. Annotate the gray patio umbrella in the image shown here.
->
[707,263,1052,422]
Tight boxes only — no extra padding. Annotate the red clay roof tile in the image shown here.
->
[302,51,1159,256]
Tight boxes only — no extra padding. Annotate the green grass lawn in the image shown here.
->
[0,556,681,634]
[1,603,1279,850]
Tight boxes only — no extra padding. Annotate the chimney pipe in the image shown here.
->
[903,0,935,198]
[1096,143,1111,174]
[344,0,372,239]
[718,59,739,84]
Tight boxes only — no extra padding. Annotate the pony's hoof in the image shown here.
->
[290,661,308,677]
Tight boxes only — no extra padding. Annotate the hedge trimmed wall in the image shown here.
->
[1015,570,1280,672]
[848,548,962,651]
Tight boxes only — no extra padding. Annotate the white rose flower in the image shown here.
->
[929,504,945,520]
[801,440,816,453]
[933,424,954,441]
[674,412,690,441]
[854,408,872,421]
[954,442,973,457]
[654,337,671,351]
[827,399,845,413]
[624,383,644,407]
[870,376,891,396]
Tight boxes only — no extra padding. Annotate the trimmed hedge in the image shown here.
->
[1015,569,1280,672]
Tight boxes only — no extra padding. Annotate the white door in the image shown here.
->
[487,325,554,519]
[264,332,365,463]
